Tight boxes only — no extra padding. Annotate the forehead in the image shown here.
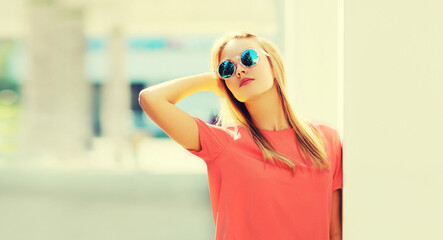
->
[220,38,262,60]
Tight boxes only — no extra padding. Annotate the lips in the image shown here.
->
[239,78,254,87]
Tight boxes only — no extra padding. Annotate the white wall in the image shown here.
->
[284,0,341,130]
[344,1,443,239]
[285,0,443,239]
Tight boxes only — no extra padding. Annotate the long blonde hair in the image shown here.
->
[210,31,330,174]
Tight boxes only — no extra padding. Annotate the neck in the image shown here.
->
[244,83,291,131]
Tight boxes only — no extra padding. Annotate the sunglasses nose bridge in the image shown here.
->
[229,56,241,67]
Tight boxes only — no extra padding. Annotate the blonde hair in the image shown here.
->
[210,30,330,174]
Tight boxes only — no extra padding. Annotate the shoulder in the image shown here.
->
[200,118,242,141]
[310,120,341,144]
[222,123,243,141]
[310,120,342,164]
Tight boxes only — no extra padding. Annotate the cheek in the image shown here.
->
[260,64,273,78]
[224,80,231,90]
[225,79,237,90]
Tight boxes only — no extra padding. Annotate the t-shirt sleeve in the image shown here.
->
[331,128,343,191]
[185,115,236,164]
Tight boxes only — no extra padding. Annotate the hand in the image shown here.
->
[208,71,229,99]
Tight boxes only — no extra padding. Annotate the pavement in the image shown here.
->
[0,137,216,240]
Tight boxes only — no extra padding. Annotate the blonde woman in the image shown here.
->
[139,31,343,240]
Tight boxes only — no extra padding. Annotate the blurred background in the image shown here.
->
[1,0,336,239]
[1,0,442,240]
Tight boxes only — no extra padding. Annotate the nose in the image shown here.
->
[235,63,248,78]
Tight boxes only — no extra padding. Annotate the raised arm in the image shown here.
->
[138,72,226,151]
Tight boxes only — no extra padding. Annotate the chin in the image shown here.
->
[237,92,263,103]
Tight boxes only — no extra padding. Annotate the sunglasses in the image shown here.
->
[217,48,269,79]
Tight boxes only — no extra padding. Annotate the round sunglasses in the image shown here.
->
[217,48,269,79]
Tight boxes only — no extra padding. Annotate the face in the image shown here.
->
[219,38,275,103]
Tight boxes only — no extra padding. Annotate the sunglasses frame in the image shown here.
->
[216,48,270,79]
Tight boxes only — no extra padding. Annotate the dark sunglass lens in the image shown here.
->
[218,61,235,78]
[241,49,259,67]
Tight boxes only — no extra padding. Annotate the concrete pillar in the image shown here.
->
[19,0,92,165]
[99,26,133,165]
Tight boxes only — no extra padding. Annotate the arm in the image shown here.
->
[140,72,226,105]
[138,72,226,151]
[330,189,342,240]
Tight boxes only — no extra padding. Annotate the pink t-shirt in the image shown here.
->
[185,116,343,240]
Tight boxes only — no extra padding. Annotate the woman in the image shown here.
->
[139,31,343,240]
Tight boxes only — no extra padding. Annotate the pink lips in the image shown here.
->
[239,78,254,87]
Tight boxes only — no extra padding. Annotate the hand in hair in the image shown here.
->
[210,71,229,99]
